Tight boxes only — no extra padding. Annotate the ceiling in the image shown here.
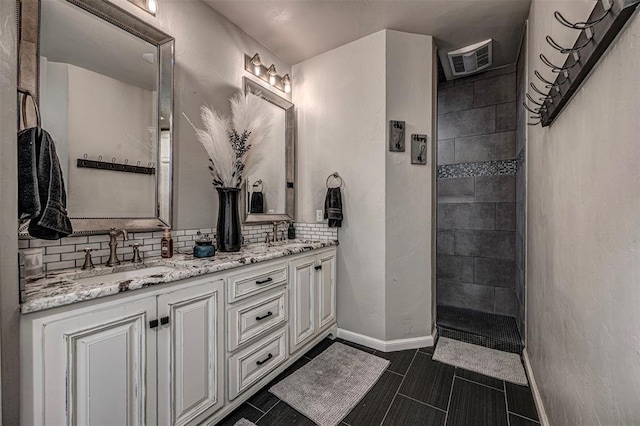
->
[204,0,531,79]
[41,0,157,91]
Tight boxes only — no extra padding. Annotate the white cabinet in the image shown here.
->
[289,249,337,353]
[21,277,224,426]
[38,297,157,426]
[157,280,224,426]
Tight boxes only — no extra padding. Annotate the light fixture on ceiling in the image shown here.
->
[244,53,291,94]
[250,53,262,76]
[282,74,291,94]
[267,65,277,86]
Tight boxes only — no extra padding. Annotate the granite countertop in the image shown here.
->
[22,239,338,314]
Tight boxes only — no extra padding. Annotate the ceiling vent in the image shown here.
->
[447,39,493,77]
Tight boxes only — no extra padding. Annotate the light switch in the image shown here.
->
[316,210,324,222]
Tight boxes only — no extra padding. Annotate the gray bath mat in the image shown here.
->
[269,342,389,426]
[233,419,256,426]
[433,337,528,385]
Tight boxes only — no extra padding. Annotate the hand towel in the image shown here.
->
[22,128,73,240]
[18,128,41,220]
[250,191,264,213]
[324,187,343,228]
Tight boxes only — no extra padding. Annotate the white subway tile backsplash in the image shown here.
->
[25,222,338,272]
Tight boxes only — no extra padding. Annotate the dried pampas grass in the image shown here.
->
[184,91,273,188]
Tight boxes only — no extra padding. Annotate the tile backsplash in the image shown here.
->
[19,222,338,272]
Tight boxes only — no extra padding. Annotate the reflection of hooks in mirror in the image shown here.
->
[326,172,344,189]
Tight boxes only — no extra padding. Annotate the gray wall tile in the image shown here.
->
[454,132,515,164]
[475,175,515,202]
[473,74,516,107]
[438,203,495,230]
[494,288,516,316]
[438,139,455,165]
[438,84,474,115]
[437,177,474,203]
[437,230,455,255]
[437,254,474,283]
[438,106,496,140]
[454,230,515,259]
[437,279,495,313]
[496,203,516,231]
[474,258,516,287]
[496,102,517,132]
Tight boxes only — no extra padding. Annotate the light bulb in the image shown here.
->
[267,65,277,86]
[147,0,157,14]
[282,74,291,93]
[250,53,262,76]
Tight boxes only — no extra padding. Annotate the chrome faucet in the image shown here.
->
[106,227,128,267]
[272,221,289,242]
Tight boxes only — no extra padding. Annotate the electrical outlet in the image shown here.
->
[316,210,324,222]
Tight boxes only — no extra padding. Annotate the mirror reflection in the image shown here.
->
[242,77,294,223]
[40,0,161,218]
[245,104,286,215]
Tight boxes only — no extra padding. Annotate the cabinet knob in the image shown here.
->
[256,353,273,366]
[149,319,159,329]
[314,265,322,270]
[160,316,170,325]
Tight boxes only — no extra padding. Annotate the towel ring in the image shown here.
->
[326,172,343,189]
[252,179,264,192]
[17,87,41,136]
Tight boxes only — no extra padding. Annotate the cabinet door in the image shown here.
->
[289,256,316,353]
[317,251,337,329]
[157,279,224,426]
[43,297,157,426]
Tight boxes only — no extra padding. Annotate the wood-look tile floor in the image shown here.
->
[218,338,541,426]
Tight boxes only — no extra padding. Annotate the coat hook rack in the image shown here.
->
[77,154,155,175]
[527,0,640,127]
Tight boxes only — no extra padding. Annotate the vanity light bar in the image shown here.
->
[244,53,290,94]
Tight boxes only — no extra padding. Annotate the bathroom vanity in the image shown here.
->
[20,240,337,425]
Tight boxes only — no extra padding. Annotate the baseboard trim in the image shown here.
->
[523,348,550,426]
[337,328,436,352]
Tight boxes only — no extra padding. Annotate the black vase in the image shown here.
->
[216,187,241,252]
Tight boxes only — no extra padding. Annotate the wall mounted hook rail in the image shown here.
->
[535,0,640,127]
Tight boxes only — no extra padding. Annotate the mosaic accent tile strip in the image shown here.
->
[438,159,517,179]
[19,222,338,272]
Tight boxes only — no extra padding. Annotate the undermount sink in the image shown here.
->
[73,265,177,286]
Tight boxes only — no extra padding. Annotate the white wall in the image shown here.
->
[294,30,435,342]
[109,0,292,229]
[294,31,388,340]
[384,30,435,340]
[526,2,640,424]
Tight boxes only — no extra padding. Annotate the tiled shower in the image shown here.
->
[436,50,527,346]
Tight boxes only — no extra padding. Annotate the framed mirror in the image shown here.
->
[242,77,295,224]
[18,0,174,235]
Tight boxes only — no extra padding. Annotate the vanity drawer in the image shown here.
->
[228,328,287,400]
[228,289,287,351]
[227,263,287,303]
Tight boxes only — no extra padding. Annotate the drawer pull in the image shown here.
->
[256,353,273,366]
[256,277,273,285]
[256,311,273,321]
[314,265,322,270]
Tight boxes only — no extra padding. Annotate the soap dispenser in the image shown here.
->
[161,227,173,258]
[288,221,296,240]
